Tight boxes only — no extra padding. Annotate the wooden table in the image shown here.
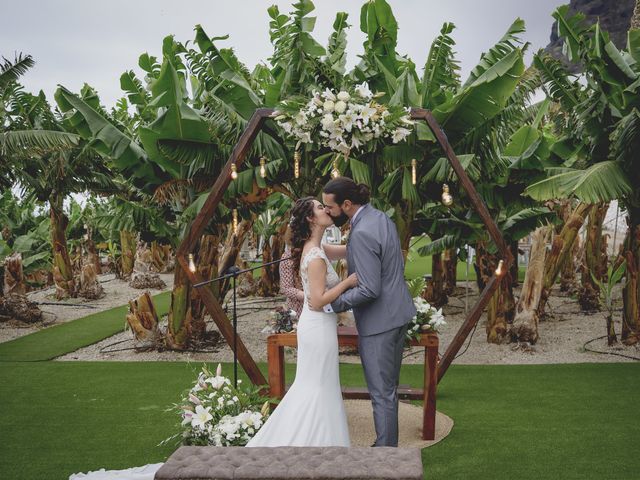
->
[267,326,439,440]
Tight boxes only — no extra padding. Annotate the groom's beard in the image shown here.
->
[329,211,349,227]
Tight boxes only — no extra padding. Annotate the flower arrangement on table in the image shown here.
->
[274,84,414,160]
[262,306,297,334]
[163,364,272,447]
[406,296,446,342]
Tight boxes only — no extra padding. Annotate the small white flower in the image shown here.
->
[338,112,356,132]
[323,100,335,112]
[334,100,347,114]
[205,376,226,390]
[392,127,411,143]
[191,405,213,428]
[337,91,350,101]
[323,88,337,101]
[355,82,373,99]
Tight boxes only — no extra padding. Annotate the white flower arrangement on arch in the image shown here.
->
[162,364,272,447]
[274,84,414,157]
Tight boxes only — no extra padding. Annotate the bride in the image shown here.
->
[69,197,354,478]
[247,196,356,447]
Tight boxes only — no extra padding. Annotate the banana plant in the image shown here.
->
[525,6,640,343]
[3,85,120,298]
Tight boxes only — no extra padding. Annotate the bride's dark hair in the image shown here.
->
[289,196,316,276]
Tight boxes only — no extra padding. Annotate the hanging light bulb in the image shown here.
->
[232,209,239,235]
[230,162,238,180]
[495,259,504,276]
[331,159,340,178]
[441,184,453,206]
[294,150,301,179]
[259,156,267,178]
[188,253,197,273]
[411,158,417,185]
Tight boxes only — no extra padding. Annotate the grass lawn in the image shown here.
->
[0,292,171,362]
[1,361,638,479]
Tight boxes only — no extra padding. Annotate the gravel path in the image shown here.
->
[50,280,640,365]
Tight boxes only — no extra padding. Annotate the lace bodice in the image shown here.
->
[300,246,340,304]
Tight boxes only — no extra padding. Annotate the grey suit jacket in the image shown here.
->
[331,204,416,337]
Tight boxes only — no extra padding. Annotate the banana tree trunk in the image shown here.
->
[190,234,220,339]
[509,241,519,288]
[476,241,515,344]
[119,230,136,278]
[512,227,550,343]
[150,241,172,273]
[166,263,192,349]
[423,252,447,307]
[393,204,414,261]
[622,210,640,345]
[218,219,252,302]
[537,202,593,318]
[166,234,220,350]
[127,291,161,349]
[258,238,275,296]
[129,242,166,290]
[259,219,289,297]
[78,262,105,299]
[50,197,76,299]
[3,252,26,296]
[558,200,578,293]
[85,227,101,274]
[443,248,457,295]
[578,202,609,311]
[560,235,580,293]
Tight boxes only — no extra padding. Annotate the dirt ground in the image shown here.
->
[2,273,629,365]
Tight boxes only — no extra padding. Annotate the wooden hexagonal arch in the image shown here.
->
[176,108,512,386]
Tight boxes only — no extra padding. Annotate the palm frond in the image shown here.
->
[1,130,80,155]
[524,161,632,203]
[0,54,35,89]
[420,22,460,108]
[417,234,459,257]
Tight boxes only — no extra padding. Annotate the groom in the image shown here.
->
[321,177,416,447]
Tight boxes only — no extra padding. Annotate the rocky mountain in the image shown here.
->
[545,0,635,67]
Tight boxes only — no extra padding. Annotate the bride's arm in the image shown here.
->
[307,258,357,310]
[321,243,347,261]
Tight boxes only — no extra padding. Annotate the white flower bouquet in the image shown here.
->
[274,84,414,157]
[406,297,446,342]
[163,364,272,447]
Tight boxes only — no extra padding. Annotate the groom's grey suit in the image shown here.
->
[331,204,416,447]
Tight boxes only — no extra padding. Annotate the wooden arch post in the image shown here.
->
[175,107,512,387]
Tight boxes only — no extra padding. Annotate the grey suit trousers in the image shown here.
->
[358,323,408,447]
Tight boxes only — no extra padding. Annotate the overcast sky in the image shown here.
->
[2,0,567,109]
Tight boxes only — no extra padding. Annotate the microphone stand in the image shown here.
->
[192,255,293,388]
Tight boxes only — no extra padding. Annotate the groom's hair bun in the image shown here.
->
[323,177,370,205]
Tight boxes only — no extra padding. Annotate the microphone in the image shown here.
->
[226,266,241,275]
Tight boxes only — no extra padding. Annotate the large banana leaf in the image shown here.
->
[55,86,163,189]
[139,58,212,178]
[1,130,80,154]
[420,22,460,109]
[434,48,525,139]
[324,12,350,76]
[524,161,632,203]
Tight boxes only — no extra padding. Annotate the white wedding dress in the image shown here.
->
[69,247,348,479]
[247,246,350,447]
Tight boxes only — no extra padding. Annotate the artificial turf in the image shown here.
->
[0,361,638,480]
[0,292,171,362]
